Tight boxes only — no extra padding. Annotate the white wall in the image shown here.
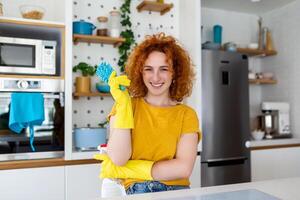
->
[201,8,263,129]
[1,0,65,22]
[201,8,258,45]
[261,0,300,138]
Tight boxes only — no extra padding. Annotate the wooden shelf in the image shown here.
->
[249,79,277,84]
[237,48,277,57]
[137,1,174,15]
[73,92,111,99]
[73,34,125,47]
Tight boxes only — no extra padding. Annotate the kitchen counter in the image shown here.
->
[246,138,300,150]
[103,177,300,200]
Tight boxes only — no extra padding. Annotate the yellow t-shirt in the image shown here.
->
[110,97,201,189]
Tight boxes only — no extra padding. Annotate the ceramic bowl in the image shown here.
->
[96,82,110,93]
[248,43,259,49]
[20,5,45,20]
[251,130,265,140]
[262,72,274,79]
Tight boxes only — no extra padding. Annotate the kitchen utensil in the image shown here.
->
[20,5,45,20]
[74,128,107,151]
[73,20,96,35]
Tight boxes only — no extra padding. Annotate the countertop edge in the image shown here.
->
[0,158,100,170]
[247,138,300,150]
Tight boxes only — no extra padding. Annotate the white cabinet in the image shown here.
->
[65,164,102,200]
[251,147,300,181]
[190,155,201,188]
[0,166,65,200]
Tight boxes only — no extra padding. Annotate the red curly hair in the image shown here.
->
[125,33,195,102]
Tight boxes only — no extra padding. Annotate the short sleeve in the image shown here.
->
[182,107,202,142]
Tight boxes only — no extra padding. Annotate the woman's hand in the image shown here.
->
[108,71,134,129]
[94,154,154,180]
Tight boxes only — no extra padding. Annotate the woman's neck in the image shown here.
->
[144,94,177,107]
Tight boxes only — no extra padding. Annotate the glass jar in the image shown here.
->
[97,16,108,36]
[108,11,121,38]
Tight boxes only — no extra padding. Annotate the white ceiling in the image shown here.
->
[201,0,297,15]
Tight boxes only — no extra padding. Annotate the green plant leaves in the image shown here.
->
[118,0,135,72]
[73,62,97,77]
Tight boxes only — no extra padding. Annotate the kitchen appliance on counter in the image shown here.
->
[258,102,291,139]
[201,50,250,187]
[0,78,64,161]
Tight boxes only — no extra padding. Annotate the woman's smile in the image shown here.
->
[142,51,173,98]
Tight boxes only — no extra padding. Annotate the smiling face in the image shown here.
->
[142,51,173,98]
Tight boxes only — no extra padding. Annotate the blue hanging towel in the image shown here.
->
[9,92,45,151]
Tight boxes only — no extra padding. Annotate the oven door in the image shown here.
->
[0,92,64,161]
[0,36,42,75]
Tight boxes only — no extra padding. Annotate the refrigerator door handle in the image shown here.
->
[202,156,248,167]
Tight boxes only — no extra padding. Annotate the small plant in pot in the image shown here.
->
[73,62,97,93]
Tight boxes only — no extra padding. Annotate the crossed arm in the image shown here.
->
[107,115,199,180]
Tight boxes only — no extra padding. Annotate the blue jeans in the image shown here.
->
[126,181,190,195]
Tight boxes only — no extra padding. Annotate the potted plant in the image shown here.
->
[73,62,97,93]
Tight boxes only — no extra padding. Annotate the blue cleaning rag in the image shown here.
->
[9,92,45,151]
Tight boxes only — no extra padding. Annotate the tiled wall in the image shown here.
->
[261,0,300,138]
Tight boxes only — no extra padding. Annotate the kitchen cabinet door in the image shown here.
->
[65,163,102,200]
[251,147,300,181]
[0,166,65,200]
[190,155,201,188]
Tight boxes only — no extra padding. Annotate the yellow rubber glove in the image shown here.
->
[94,154,154,180]
[108,71,134,129]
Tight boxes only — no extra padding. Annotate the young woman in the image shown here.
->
[96,33,201,195]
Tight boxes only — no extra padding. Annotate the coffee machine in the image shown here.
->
[258,102,291,139]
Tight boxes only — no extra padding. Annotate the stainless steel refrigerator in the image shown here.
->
[201,50,251,187]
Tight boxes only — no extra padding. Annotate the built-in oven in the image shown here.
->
[0,78,64,161]
[0,36,56,75]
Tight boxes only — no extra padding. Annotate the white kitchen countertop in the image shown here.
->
[246,138,300,149]
[73,138,300,160]
[102,177,300,200]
